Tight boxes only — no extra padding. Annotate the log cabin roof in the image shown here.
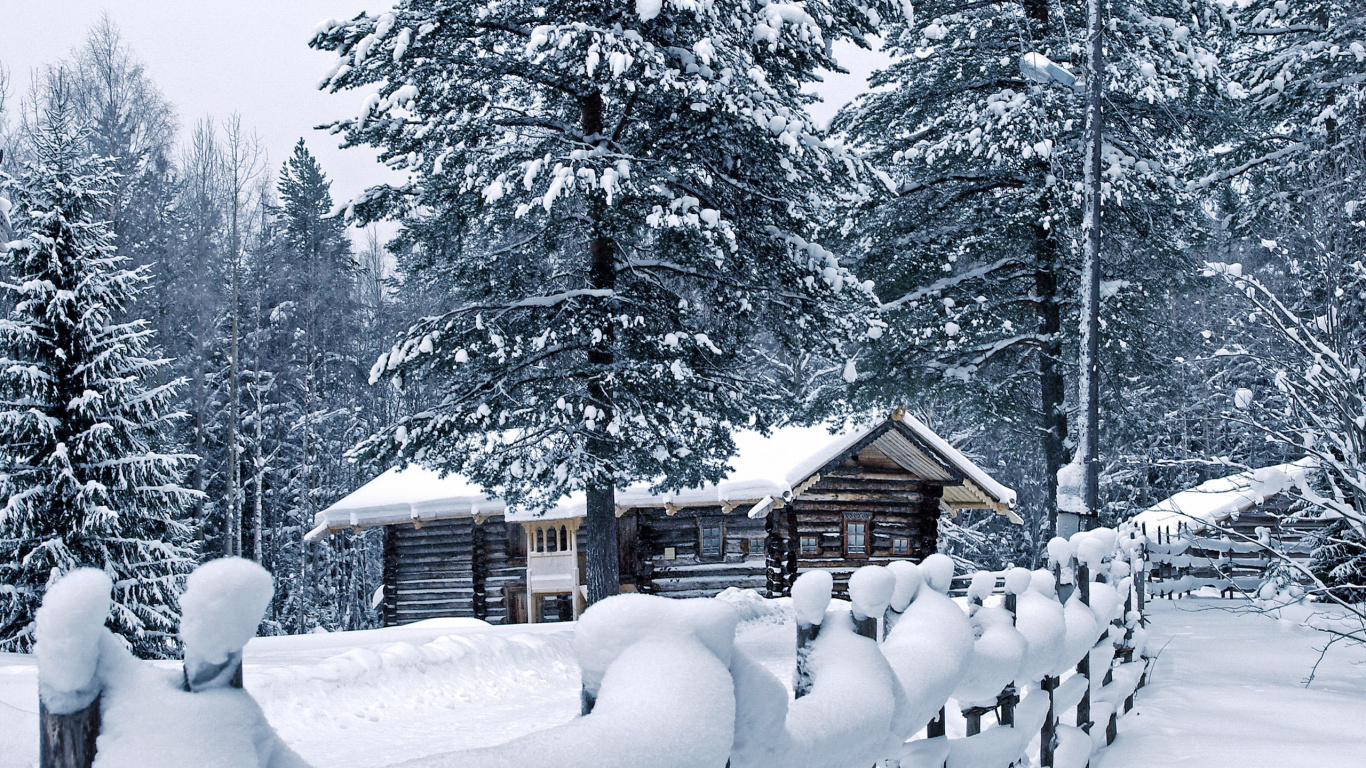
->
[306,412,1018,540]
[1130,457,1318,535]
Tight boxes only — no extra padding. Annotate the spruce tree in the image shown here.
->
[0,94,196,656]
[311,0,889,602]
[260,140,373,632]
[833,0,1231,532]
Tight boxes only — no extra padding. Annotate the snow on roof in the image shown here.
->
[1130,457,1318,535]
[306,413,1018,540]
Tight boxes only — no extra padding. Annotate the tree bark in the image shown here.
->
[1036,250,1068,535]
[581,89,620,606]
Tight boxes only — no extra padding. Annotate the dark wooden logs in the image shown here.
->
[794,619,820,698]
[1040,675,1060,767]
[1076,561,1092,733]
[926,707,947,739]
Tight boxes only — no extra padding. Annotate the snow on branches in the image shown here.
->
[310,0,895,511]
[0,96,196,656]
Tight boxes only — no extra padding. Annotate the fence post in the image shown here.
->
[1041,560,1064,767]
[39,700,100,768]
[1076,559,1092,734]
[1040,675,1059,767]
[35,569,112,768]
[179,558,274,695]
[997,583,1019,729]
[792,570,833,698]
[926,707,947,738]
[848,565,894,641]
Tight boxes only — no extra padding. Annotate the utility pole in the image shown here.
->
[1077,0,1105,533]
[1020,0,1105,538]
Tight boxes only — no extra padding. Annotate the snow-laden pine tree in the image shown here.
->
[254,141,378,633]
[0,94,196,656]
[310,0,890,602]
[833,0,1232,530]
[1215,0,1366,210]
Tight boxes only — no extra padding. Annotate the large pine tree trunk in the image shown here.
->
[584,484,619,605]
[1036,239,1068,534]
[582,90,620,606]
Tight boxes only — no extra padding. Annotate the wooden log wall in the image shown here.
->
[382,515,526,626]
[631,505,767,599]
[484,521,527,624]
[778,461,943,597]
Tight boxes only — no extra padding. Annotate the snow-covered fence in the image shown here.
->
[34,558,303,768]
[1143,521,1296,598]
[32,532,1152,768]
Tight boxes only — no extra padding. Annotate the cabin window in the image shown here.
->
[559,525,569,551]
[546,525,557,552]
[845,520,867,556]
[800,536,819,555]
[535,527,545,553]
[700,521,723,557]
[892,537,911,556]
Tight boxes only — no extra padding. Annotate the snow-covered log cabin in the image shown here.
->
[306,410,1018,625]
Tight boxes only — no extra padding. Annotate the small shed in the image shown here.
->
[308,410,1018,625]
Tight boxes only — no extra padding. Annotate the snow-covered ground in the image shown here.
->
[1095,598,1366,768]
[2,597,1364,768]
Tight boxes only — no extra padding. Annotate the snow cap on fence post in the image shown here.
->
[792,570,834,626]
[1047,537,1076,569]
[849,565,895,639]
[887,560,923,613]
[792,570,833,698]
[179,557,274,692]
[35,569,113,714]
[920,554,955,594]
[1003,568,1032,597]
[966,570,996,610]
[849,565,896,619]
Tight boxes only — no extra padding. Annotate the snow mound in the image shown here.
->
[952,605,1025,707]
[1014,586,1066,685]
[786,611,901,768]
[93,644,308,768]
[717,587,791,623]
[882,577,974,738]
[573,593,737,701]
[403,633,735,768]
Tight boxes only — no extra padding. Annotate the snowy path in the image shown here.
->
[4,599,1365,768]
[1096,598,1366,768]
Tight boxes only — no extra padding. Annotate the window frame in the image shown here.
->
[699,519,724,558]
[892,536,911,556]
[800,536,820,556]
[843,517,869,558]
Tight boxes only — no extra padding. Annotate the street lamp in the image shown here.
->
[1020,31,1104,541]
[1019,53,1078,89]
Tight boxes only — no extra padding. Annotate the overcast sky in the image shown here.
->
[2,2,886,243]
